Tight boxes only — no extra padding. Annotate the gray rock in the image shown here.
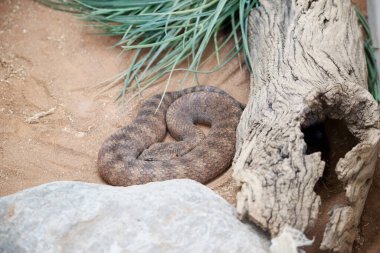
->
[0,180,269,253]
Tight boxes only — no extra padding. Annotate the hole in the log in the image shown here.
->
[302,122,329,157]
[302,118,360,252]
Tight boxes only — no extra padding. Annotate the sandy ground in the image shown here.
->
[0,0,378,252]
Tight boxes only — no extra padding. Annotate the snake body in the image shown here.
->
[98,86,243,186]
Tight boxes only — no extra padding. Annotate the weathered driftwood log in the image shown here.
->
[232,0,380,252]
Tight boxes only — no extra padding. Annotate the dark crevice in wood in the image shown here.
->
[307,0,319,10]
[302,118,360,251]
[323,118,359,170]
[302,121,329,157]
[302,117,359,170]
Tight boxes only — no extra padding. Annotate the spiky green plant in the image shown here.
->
[355,7,380,102]
[38,1,379,103]
[38,0,258,105]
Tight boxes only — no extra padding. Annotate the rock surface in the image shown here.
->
[0,180,269,253]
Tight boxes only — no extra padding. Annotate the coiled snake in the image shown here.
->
[98,86,243,186]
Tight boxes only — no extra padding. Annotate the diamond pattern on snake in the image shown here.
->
[98,86,244,186]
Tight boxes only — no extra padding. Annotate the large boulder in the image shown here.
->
[0,180,269,253]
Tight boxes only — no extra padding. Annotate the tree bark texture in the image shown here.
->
[232,0,380,252]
